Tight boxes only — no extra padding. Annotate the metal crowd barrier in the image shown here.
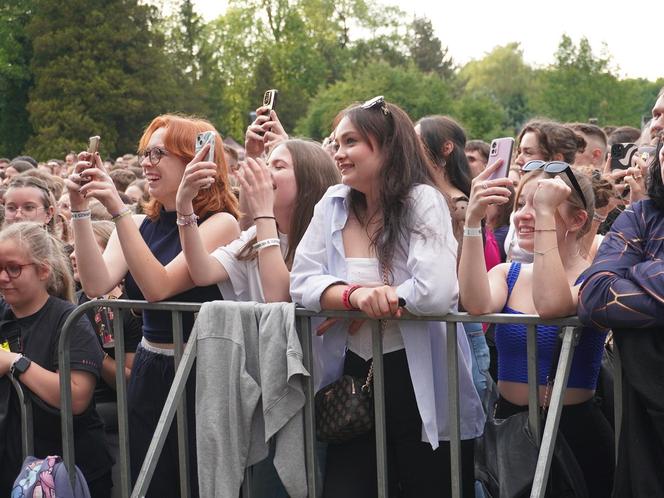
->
[53,299,619,498]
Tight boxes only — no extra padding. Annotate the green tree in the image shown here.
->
[25,0,181,159]
[530,35,617,124]
[0,0,33,157]
[454,91,510,141]
[295,61,453,139]
[407,17,454,80]
[459,43,533,131]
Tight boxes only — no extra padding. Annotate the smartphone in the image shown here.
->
[195,131,216,189]
[610,143,638,170]
[486,137,514,180]
[195,131,216,162]
[262,89,278,113]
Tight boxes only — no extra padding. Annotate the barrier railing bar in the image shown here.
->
[297,315,320,498]
[57,301,585,498]
[447,321,462,498]
[132,329,198,498]
[526,324,541,445]
[371,320,389,497]
[172,311,191,498]
[530,326,580,498]
[113,308,132,498]
[613,342,622,464]
[9,373,33,459]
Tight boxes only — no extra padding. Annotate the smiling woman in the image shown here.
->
[64,114,242,498]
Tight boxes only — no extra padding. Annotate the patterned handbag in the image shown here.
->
[314,262,389,443]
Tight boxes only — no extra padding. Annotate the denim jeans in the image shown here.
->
[464,323,490,401]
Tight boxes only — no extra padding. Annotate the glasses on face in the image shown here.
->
[0,263,36,279]
[4,204,46,219]
[522,160,588,209]
[140,146,168,166]
[361,95,390,116]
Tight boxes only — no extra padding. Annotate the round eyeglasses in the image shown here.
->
[4,204,46,219]
[140,146,168,166]
[0,263,36,279]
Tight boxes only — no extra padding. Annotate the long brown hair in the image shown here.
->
[237,139,340,267]
[335,100,436,276]
[138,114,240,220]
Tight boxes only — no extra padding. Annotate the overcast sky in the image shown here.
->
[191,0,662,81]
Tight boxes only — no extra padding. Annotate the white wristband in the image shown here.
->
[463,226,482,237]
[252,238,280,251]
[71,209,91,220]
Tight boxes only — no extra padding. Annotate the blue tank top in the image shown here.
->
[494,263,606,389]
[124,209,223,343]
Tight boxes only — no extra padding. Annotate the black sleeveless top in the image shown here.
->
[124,209,223,343]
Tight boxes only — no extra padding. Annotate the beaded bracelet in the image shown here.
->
[342,284,362,310]
[252,238,280,251]
[176,212,199,227]
[71,209,91,221]
[111,208,132,223]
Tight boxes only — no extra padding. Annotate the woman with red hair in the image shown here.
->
[65,114,240,497]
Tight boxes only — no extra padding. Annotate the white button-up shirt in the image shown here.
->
[290,183,485,447]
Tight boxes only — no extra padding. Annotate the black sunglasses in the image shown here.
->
[521,160,588,209]
[361,95,390,116]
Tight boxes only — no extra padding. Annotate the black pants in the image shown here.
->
[127,345,198,498]
[323,350,476,498]
[496,396,614,498]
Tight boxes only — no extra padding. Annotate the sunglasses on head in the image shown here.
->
[522,160,588,209]
[361,95,390,116]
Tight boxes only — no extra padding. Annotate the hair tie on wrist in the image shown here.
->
[254,216,276,221]
[342,284,362,310]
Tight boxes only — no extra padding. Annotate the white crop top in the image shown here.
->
[345,257,404,360]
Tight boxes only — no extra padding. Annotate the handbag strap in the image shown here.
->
[361,260,391,393]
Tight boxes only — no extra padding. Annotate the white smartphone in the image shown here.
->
[195,131,216,162]
[486,137,514,180]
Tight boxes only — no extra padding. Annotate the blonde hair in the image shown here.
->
[0,221,75,302]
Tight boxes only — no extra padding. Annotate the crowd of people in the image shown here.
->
[0,86,662,498]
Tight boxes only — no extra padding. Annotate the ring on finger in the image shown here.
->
[482,182,488,190]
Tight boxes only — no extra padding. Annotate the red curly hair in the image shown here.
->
[138,114,239,221]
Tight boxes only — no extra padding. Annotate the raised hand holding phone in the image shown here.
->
[176,141,217,214]
[466,160,514,226]
[234,157,274,221]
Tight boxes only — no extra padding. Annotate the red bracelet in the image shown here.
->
[342,284,362,310]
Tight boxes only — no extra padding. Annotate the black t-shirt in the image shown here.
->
[0,296,113,490]
[77,291,143,404]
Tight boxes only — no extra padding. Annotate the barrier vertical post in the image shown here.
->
[447,320,462,498]
[530,326,579,498]
[172,311,191,498]
[526,323,541,444]
[372,320,388,497]
[297,314,319,498]
[113,308,132,498]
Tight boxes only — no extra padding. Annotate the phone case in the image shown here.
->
[195,131,216,163]
[611,143,638,170]
[486,137,514,180]
[263,89,278,111]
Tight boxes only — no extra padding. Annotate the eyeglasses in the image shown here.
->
[4,204,46,218]
[140,146,168,166]
[0,263,36,279]
[361,95,390,116]
[522,160,588,209]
